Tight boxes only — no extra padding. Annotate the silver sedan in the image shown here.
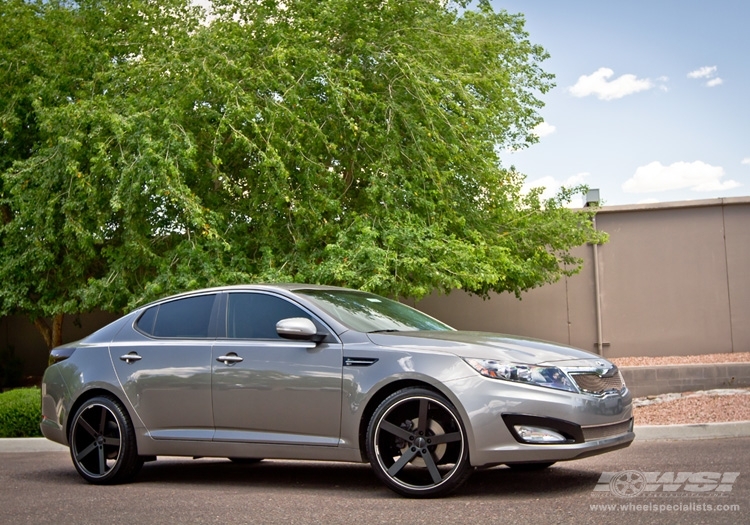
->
[41,284,634,497]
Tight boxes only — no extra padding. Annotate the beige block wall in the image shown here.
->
[418,198,750,359]
[725,204,750,353]
[595,205,733,357]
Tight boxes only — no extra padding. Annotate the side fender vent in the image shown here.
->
[343,357,379,367]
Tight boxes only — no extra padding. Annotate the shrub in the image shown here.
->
[0,387,42,437]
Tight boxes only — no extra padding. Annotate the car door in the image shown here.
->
[211,291,343,446]
[110,293,218,441]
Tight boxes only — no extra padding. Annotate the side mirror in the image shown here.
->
[276,317,324,342]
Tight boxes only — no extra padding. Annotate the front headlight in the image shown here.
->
[464,358,578,393]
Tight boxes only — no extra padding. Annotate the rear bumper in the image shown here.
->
[40,416,68,447]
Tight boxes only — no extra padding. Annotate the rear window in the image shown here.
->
[136,294,216,338]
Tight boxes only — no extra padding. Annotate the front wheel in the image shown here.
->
[68,396,143,484]
[366,387,472,498]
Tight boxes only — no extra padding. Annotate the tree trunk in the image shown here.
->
[32,314,65,349]
[52,314,64,348]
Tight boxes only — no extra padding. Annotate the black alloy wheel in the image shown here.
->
[68,396,143,484]
[366,387,472,498]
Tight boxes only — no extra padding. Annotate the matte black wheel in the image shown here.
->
[505,461,556,471]
[69,396,143,484]
[366,388,472,498]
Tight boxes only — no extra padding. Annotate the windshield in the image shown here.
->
[296,290,454,333]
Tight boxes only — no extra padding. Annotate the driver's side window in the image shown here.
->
[227,293,310,339]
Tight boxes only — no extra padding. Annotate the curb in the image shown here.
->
[620,363,750,398]
[3,422,750,453]
[634,421,750,441]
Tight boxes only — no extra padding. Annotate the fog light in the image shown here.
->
[514,425,568,444]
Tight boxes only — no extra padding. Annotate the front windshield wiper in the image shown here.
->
[368,329,403,333]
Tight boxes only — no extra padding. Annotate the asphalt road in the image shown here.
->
[1,438,747,525]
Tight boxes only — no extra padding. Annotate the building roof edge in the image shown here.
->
[595,196,750,214]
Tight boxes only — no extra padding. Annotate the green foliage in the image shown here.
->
[1,0,606,346]
[0,387,42,438]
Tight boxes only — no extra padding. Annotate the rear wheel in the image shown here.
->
[366,387,472,498]
[69,396,143,484]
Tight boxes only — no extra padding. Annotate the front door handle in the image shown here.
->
[216,353,244,365]
[119,352,142,364]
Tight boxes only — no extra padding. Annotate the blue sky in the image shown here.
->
[490,0,750,206]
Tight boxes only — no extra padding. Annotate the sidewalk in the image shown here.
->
[0,437,68,452]
[3,420,750,453]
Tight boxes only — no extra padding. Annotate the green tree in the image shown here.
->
[1,0,604,349]
[0,0,215,347]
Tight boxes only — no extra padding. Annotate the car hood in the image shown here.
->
[366,331,608,366]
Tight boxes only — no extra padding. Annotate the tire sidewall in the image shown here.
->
[366,387,471,498]
[69,395,141,484]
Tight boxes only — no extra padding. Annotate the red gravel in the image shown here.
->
[611,352,750,367]
[633,389,750,425]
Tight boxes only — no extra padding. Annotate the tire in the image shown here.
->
[68,396,143,484]
[366,387,472,498]
[505,461,556,471]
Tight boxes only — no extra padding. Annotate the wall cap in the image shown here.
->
[594,196,750,214]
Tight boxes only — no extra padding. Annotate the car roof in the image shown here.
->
[136,283,357,310]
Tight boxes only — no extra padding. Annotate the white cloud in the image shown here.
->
[742,158,750,165]
[531,122,556,138]
[688,66,717,79]
[569,68,653,101]
[687,66,722,87]
[656,76,670,92]
[622,161,741,193]
[523,172,589,203]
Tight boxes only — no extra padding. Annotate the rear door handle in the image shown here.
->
[216,353,244,365]
[119,352,142,364]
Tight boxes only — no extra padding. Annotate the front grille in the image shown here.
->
[571,371,624,395]
[582,419,633,441]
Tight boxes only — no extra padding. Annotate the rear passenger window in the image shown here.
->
[136,295,216,338]
[227,293,310,339]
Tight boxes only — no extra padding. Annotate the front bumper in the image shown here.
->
[447,375,635,467]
